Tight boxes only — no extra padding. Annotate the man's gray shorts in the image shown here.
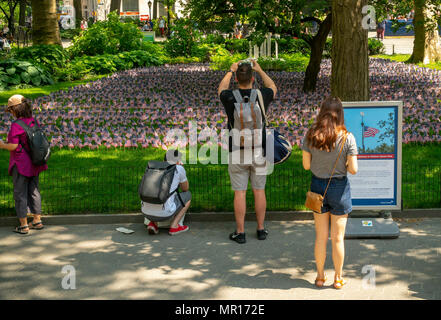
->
[228,150,267,191]
[143,191,191,222]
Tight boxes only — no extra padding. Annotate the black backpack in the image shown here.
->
[14,119,51,166]
[139,161,179,204]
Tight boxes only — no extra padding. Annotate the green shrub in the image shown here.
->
[192,43,229,62]
[165,19,201,57]
[60,28,81,40]
[323,38,332,59]
[141,41,166,56]
[55,60,92,82]
[0,59,54,90]
[258,54,309,72]
[322,38,385,58]
[277,37,311,56]
[69,11,143,57]
[70,55,121,75]
[13,44,68,75]
[58,50,165,80]
[210,52,248,71]
[202,34,226,45]
[165,56,201,64]
[368,38,386,55]
[209,51,309,72]
[119,50,165,67]
[224,38,250,54]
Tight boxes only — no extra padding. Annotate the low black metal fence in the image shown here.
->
[0,164,440,216]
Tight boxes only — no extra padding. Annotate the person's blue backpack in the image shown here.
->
[256,89,292,164]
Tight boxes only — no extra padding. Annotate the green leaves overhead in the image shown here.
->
[183,0,331,42]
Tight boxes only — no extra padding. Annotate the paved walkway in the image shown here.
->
[0,218,440,300]
[368,32,414,55]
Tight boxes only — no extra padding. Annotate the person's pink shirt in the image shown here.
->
[7,117,48,177]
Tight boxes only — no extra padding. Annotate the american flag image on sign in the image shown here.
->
[364,126,380,137]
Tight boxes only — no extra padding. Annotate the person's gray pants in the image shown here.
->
[12,166,42,219]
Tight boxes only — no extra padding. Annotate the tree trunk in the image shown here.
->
[303,13,332,93]
[19,0,27,27]
[166,0,171,37]
[8,3,16,35]
[331,0,369,101]
[408,0,441,64]
[31,0,62,45]
[110,0,121,15]
[73,0,83,27]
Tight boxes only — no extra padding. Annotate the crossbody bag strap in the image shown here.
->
[322,133,348,199]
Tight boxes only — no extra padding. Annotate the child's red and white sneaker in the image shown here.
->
[169,224,189,236]
[147,221,159,235]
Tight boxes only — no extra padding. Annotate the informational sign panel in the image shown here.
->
[343,102,403,210]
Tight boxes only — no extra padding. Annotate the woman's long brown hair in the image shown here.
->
[306,96,347,152]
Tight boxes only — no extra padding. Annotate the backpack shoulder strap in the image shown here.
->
[232,90,243,103]
[256,89,268,126]
[14,119,30,131]
[250,89,258,104]
[12,120,32,152]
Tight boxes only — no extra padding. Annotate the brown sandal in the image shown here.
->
[314,275,327,288]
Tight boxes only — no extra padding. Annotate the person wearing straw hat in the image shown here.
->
[0,95,48,234]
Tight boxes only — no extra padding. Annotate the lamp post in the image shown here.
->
[148,1,152,21]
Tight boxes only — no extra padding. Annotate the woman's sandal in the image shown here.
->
[314,275,327,288]
[30,222,44,230]
[13,225,29,234]
[333,278,347,289]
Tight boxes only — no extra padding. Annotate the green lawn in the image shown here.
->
[372,54,441,71]
[0,144,440,215]
[0,74,108,106]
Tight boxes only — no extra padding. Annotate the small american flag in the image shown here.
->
[364,126,380,138]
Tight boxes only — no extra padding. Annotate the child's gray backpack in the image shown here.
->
[14,119,51,166]
[138,161,178,204]
[231,89,264,149]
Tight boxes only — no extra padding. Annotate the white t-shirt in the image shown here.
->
[141,165,187,218]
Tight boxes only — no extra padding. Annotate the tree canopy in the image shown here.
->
[183,0,330,43]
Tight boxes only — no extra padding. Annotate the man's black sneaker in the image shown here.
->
[229,231,246,244]
[257,229,268,240]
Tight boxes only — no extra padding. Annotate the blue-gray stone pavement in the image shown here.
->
[0,218,440,300]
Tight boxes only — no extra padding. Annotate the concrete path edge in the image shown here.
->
[0,209,440,227]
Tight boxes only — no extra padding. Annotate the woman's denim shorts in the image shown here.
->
[310,175,352,215]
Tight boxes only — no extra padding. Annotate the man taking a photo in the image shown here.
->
[218,59,277,244]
